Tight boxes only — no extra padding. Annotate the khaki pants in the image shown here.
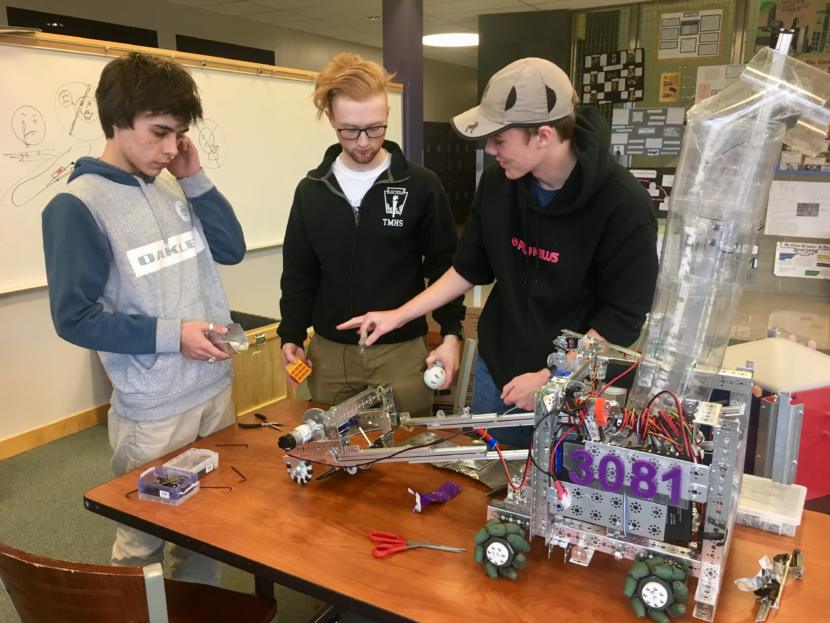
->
[306,334,433,418]
[108,385,234,585]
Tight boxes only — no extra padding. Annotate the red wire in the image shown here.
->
[596,358,640,397]
[651,420,680,447]
[485,431,532,492]
[643,391,698,461]
[664,412,682,436]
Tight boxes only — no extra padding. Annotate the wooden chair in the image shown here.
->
[0,541,276,623]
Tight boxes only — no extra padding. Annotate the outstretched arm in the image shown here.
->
[337,267,472,347]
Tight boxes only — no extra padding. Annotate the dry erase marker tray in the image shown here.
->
[163,448,219,480]
[137,466,199,505]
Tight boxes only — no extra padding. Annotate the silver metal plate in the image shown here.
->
[550,482,668,540]
[694,401,722,426]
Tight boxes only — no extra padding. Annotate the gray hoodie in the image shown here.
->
[42,157,246,420]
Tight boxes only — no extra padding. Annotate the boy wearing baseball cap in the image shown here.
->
[339,58,657,446]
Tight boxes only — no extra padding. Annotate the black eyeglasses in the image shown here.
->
[336,125,387,140]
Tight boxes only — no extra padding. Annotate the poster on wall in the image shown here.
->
[659,72,682,102]
[774,241,830,279]
[629,168,675,214]
[695,63,745,102]
[610,107,685,156]
[765,180,830,237]
[658,9,723,59]
[581,48,644,104]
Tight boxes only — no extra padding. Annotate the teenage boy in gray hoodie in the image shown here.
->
[42,52,245,584]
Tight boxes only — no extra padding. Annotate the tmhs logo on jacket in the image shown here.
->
[383,187,408,227]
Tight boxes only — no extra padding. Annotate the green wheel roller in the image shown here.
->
[473,527,491,544]
[484,560,499,580]
[671,581,689,602]
[473,520,531,580]
[671,566,687,582]
[629,560,650,579]
[623,575,638,598]
[630,596,646,618]
[645,556,662,570]
[486,522,507,537]
[667,603,686,618]
[504,523,526,537]
[648,609,670,623]
[498,566,518,580]
[654,564,675,581]
[626,556,690,620]
[505,533,531,553]
[474,544,484,564]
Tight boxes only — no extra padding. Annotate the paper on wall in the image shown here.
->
[774,242,830,279]
[765,180,830,238]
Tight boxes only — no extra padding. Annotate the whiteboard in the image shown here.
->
[0,40,403,293]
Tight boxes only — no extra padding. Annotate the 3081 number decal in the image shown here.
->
[568,449,683,505]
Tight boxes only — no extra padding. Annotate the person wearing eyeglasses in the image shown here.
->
[277,52,464,418]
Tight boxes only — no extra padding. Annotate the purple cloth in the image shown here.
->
[408,481,462,512]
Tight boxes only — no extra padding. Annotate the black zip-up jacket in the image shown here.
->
[453,108,658,389]
[279,140,464,347]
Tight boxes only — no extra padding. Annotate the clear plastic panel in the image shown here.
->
[630,49,830,410]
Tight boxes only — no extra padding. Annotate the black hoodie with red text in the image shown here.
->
[453,107,658,389]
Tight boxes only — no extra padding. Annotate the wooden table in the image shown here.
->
[85,399,830,622]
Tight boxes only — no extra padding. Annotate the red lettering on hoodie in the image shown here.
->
[511,237,559,263]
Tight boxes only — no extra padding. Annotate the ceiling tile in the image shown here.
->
[292,2,381,20]
[207,1,275,15]
[244,10,311,26]
[167,0,229,7]
[426,0,526,16]
[252,0,334,8]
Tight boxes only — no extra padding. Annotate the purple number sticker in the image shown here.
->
[661,465,683,505]
[598,454,625,492]
[568,449,594,485]
[630,460,658,499]
[568,448,685,505]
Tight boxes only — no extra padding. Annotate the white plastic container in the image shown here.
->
[736,473,807,537]
[163,448,219,480]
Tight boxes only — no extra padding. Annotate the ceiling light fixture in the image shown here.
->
[423,33,479,47]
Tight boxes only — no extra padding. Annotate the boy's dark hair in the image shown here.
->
[96,52,203,138]
[520,93,581,143]
[519,114,577,143]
